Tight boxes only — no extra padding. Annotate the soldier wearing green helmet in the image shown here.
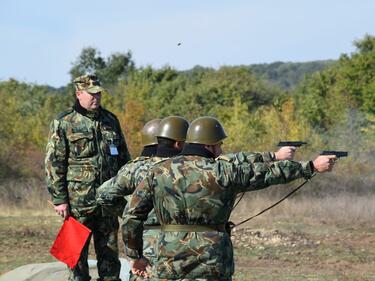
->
[123,116,338,281]
[97,116,189,280]
[141,119,160,146]
[97,118,162,218]
[155,115,189,141]
[185,116,228,145]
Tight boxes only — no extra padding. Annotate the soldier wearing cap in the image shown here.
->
[123,116,337,281]
[45,74,131,281]
[97,116,190,280]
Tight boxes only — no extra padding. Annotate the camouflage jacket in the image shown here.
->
[45,100,131,217]
[96,156,163,218]
[123,149,313,280]
[128,151,275,226]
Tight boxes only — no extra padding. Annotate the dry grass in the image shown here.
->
[1,178,375,225]
[231,191,375,229]
[0,179,51,216]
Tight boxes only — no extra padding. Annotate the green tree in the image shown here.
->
[69,47,135,87]
[294,34,375,133]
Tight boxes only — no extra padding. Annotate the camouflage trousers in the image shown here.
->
[68,213,121,281]
[129,228,159,281]
[128,230,233,281]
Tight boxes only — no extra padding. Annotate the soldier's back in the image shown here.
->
[150,154,237,280]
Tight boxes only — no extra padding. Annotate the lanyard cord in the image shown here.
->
[233,192,245,209]
[232,174,316,229]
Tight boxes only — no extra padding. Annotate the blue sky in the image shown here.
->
[0,0,374,87]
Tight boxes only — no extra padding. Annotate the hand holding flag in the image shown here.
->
[50,217,91,269]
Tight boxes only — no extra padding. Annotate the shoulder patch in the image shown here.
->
[56,107,74,120]
[215,155,232,162]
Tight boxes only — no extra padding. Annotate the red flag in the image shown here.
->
[50,216,91,269]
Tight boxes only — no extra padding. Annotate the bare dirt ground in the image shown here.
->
[1,215,375,281]
[231,222,375,280]
[1,191,375,280]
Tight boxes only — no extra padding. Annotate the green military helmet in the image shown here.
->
[141,119,162,146]
[186,116,227,145]
[155,116,189,141]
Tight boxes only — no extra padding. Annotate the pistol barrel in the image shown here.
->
[320,151,348,158]
[277,141,307,147]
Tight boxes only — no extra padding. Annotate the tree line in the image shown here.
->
[0,35,374,195]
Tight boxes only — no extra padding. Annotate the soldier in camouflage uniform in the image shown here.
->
[97,116,190,280]
[45,74,131,281]
[123,116,337,281]
[96,118,162,218]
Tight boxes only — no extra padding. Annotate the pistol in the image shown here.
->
[320,151,348,158]
[277,141,307,147]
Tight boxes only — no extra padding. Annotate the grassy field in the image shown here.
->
[1,193,375,280]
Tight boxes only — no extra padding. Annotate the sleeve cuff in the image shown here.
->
[262,152,276,162]
[125,247,143,259]
[52,197,68,205]
[301,161,314,179]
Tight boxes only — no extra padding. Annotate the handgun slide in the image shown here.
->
[320,151,348,158]
[277,141,307,147]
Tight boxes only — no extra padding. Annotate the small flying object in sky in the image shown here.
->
[177,42,182,46]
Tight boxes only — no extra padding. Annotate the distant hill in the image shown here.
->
[46,61,335,93]
[248,60,335,90]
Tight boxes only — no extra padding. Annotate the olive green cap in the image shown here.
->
[155,116,189,141]
[141,119,162,146]
[73,74,105,94]
[186,116,227,145]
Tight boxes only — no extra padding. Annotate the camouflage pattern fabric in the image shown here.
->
[140,151,275,281]
[96,156,162,217]
[73,74,106,94]
[45,101,131,217]
[97,155,166,281]
[128,151,276,281]
[123,151,314,280]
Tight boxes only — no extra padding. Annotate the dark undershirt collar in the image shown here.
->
[141,145,158,157]
[156,146,181,158]
[73,99,101,120]
[181,143,215,158]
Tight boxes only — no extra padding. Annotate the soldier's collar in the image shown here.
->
[156,146,180,157]
[181,143,215,158]
[141,145,158,157]
[73,99,101,120]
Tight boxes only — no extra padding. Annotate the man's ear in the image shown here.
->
[174,141,184,150]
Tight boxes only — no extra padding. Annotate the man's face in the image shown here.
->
[76,90,101,110]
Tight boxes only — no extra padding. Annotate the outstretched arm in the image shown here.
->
[219,152,337,193]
